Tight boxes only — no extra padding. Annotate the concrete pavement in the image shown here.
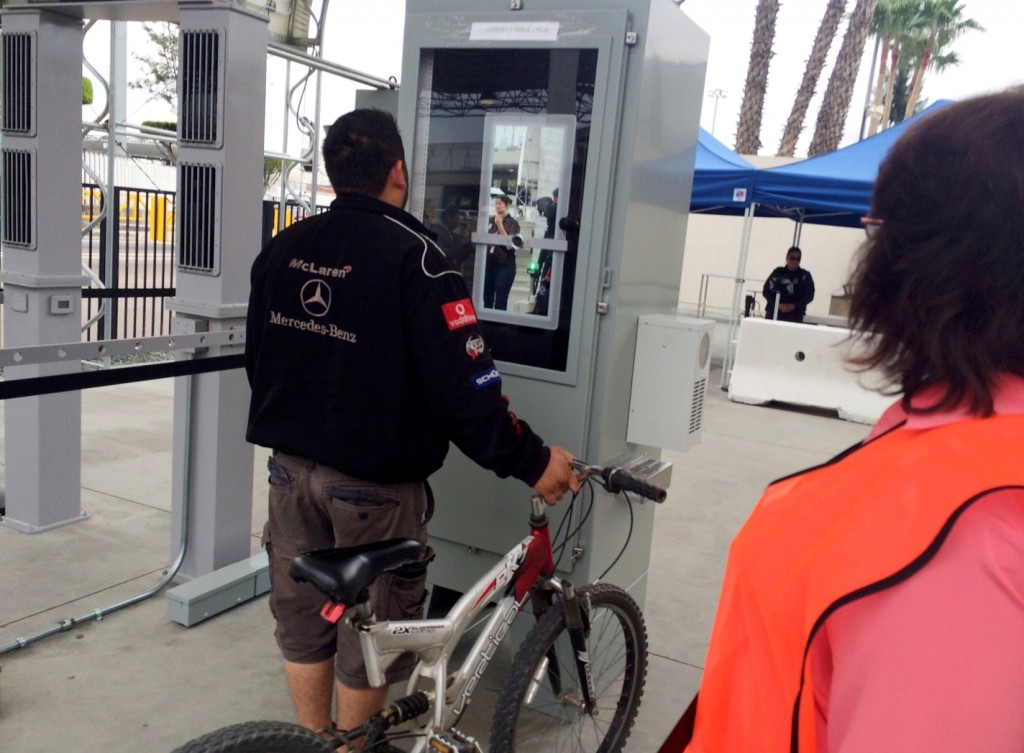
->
[0,371,869,752]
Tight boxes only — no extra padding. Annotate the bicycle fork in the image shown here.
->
[530,580,597,715]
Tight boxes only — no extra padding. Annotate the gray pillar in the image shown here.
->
[168,3,267,577]
[1,11,85,533]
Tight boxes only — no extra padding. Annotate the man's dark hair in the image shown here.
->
[441,206,460,222]
[847,87,1024,416]
[322,109,406,196]
[786,246,801,258]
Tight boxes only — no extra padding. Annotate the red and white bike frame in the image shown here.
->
[348,497,560,744]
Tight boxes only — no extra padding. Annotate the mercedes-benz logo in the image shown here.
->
[300,279,332,317]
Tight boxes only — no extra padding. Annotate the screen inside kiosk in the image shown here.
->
[410,48,597,373]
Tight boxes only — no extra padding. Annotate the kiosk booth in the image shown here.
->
[0,0,710,629]
[397,0,710,606]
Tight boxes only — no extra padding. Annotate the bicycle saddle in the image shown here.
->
[289,538,425,607]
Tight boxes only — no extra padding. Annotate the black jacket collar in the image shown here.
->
[331,192,431,236]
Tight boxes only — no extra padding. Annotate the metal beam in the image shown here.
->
[267,41,398,90]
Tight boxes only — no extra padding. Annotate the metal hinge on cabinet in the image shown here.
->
[597,267,613,314]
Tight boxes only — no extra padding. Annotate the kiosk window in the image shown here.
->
[410,48,597,373]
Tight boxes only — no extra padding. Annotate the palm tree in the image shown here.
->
[777,0,847,156]
[888,64,912,122]
[866,0,919,135]
[903,0,982,118]
[885,30,926,124]
[734,0,780,154]
[889,47,960,123]
[808,0,878,156]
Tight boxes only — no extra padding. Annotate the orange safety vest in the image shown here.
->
[684,415,1024,753]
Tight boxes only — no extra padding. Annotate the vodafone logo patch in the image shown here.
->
[442,298,478,331]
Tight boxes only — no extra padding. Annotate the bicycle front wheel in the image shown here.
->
[489,583,648,753]
[169,721,337,753]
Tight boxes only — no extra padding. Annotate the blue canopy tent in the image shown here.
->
[690,127,756,212]
[678,128,759,348]
[750,100,952,228]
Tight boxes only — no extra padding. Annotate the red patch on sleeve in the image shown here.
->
[442,298,478,331]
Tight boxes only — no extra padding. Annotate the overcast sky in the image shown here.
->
[84,0,1021,159]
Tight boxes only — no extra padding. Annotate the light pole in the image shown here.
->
[707,88,727,137]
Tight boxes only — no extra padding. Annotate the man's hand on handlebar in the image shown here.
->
[533,446,582,505]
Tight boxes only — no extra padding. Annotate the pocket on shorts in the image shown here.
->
[374,546,434,622]
[268,456,294,488]
[323,483,405,543]
[266,457,333,551]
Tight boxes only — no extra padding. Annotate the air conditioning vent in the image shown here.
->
[2,32,35,136]
[698,331,711,369]
[178,162,220,274]
[180,29,223,147]
[3,149,35,248]
[689,377,706,434]
[627,315,715,451]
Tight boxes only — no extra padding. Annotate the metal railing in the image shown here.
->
[0,188,328,346]
[696,273,764,319]
[79,184,178,341]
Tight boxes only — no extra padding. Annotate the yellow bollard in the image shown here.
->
[81,187,101,221]
[271,206,295,237]
[149,195,169,242]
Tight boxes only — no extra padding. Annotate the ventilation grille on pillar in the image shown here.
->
[3,149,35,248]
[689,377,707,435]
[180,29,223,147]
[2,32,35,136]
[178,163,221,274]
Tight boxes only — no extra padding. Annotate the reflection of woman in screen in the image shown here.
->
[483,194,520,310]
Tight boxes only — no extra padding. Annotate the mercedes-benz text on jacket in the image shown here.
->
[245,193,549,485]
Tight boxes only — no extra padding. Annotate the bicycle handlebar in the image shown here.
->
[570,460,667,503]
[601,467,668,502]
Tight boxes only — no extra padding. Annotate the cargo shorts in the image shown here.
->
[261,451,434,689]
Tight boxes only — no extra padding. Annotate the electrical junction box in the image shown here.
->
[627,314,713,452]
[49,295,74,315]
[167,552,270,627]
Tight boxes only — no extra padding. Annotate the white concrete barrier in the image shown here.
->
[727,318,892,424]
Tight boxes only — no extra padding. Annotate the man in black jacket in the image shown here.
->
[763,246,815,323]
[245,109,578,747]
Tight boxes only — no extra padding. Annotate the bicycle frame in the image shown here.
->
[347,497,560,745]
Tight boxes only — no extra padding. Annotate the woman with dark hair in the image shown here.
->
[680,88,1024,753]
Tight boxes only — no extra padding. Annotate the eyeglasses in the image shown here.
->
[860,216,884,239]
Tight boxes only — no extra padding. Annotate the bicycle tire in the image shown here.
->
[168,720,337,753]
[489,583,648,753]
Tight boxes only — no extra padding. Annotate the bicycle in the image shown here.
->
[171,459,667,753]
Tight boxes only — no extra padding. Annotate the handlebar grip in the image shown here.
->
[601,467,667,503]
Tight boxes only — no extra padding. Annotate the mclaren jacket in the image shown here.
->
[245,193,550,485]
